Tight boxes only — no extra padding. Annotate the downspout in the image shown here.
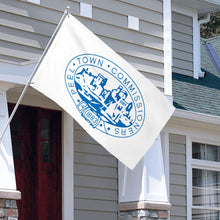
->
[199,13,211,25]
[198,13,211,77]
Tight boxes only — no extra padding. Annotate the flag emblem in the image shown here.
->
[65,54,145,138]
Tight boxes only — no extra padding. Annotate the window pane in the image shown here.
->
[193,168,220,208]
[192,142,220,162]
[193,169,205,187]
[193,169,206,206]
[192,143,205,160]
[192,209,220,220]
[41,141,52,162]
[207,144,220,162]
[41,118,50,139]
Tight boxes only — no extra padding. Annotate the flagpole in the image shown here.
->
[0,7,70,142]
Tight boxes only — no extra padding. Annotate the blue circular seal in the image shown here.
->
[65,54,145,138]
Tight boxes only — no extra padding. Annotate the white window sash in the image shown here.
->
[192,159,220,172]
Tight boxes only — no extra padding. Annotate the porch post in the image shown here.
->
[0,83,21,220]
[118,135,171,219]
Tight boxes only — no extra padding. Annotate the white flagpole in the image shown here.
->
[0,7,70,142]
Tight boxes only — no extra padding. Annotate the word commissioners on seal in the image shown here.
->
[65,54,145,138]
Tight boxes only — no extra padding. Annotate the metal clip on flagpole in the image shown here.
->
[66,6,70,17]
[0,7,70,143]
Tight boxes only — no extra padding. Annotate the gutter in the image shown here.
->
[173,109,220,125]
[203,0,220,6]
[198,13,211,25]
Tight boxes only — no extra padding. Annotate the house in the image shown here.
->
[0,0,219,220]
[170,35,220,219]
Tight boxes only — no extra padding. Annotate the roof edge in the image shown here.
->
[173,109,220,125]
[203,0,220,7]
[0,60,36,85]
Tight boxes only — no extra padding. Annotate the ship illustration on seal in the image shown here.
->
[74,67,134,127]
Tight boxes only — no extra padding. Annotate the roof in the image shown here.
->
[172,37,220,117]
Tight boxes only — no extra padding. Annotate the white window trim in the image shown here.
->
[172,3,201,79]
[186,135,192,220]
[187,137,220,220]
[192,159,220,172]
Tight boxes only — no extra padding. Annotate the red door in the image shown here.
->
[9,105,62,220]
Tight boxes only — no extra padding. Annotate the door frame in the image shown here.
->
[7,101,74,220]
[10,104,73,219]
[62,111,74,220]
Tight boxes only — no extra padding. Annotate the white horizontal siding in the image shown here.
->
[1,0,164,90]
[74,121,118,220]
[75,198,118,212]
[74,0,163,22]
[169,134,187,220]
[172,11,193,77]
[75,175,117,190]
[75,210,118,220]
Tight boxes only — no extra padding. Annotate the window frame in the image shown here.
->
[188,138,220,220]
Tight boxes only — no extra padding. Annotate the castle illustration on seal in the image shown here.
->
[65,54,145,138]
[75,67,134,127]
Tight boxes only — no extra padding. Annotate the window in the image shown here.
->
[41,118,53,162]
[191,142,220,219]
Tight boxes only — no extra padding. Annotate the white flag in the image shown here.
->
[31,13,174,169]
